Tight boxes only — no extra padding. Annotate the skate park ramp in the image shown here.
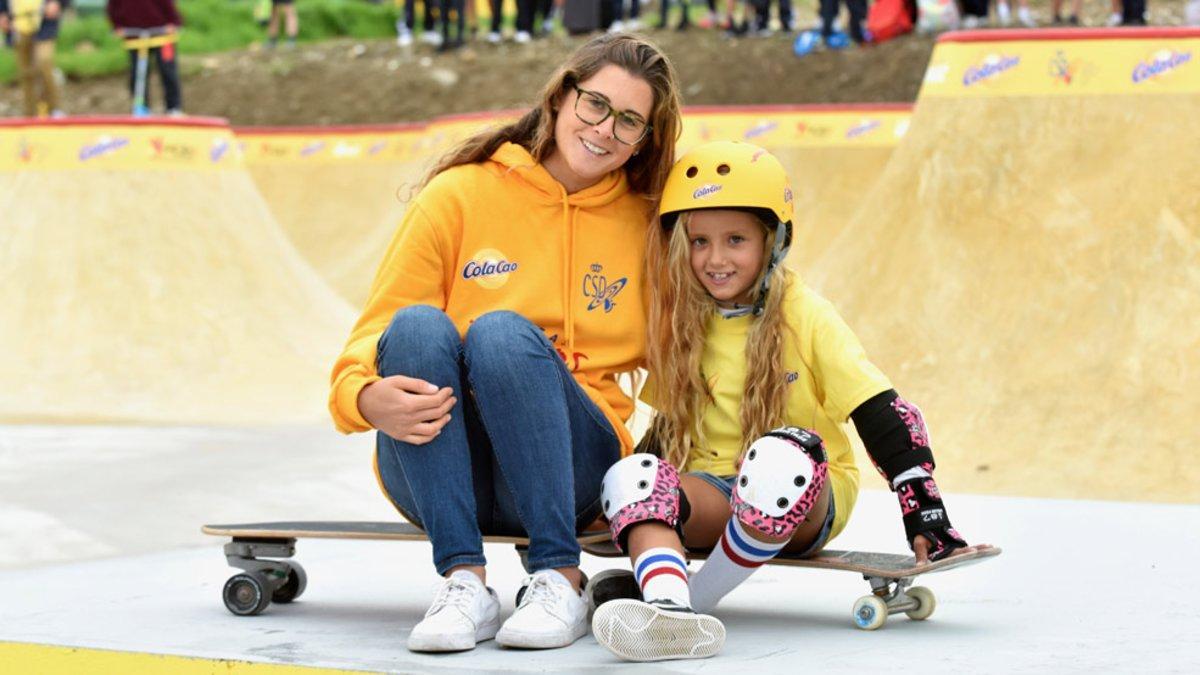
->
[0,117,356,425]
[239,112,520,308]
[807,28,1200,504]
[677,104,911,268]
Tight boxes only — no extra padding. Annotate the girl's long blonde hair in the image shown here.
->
[645,211,794,470]
[420,34,682,202]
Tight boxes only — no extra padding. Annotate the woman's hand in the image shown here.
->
[358,376,456,445]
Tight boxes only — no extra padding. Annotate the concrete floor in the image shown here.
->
[1,425,1197,673]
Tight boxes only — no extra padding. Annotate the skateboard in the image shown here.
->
[202,521,610,617]
[583,541,1001,631]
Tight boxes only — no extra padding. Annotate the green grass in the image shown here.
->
[1,0,406,83]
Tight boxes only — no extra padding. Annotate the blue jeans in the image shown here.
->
[374,306,621,575]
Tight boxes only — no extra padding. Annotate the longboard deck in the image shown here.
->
[203,520,612,546]
[584,541,1001,578]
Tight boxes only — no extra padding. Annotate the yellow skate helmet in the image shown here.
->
[659,141,795,314]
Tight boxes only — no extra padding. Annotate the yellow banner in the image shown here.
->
[921,33,1200,98]
[1,107,912,173]
[679,108,911,150]
[0,122,242,172]
[236,127,427,165]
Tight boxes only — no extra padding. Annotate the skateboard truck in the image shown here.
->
[852,574,936,630]
[220,536,307,617]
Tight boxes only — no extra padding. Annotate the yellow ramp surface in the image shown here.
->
[808,28,1200,503]
[0,118,355,425]
[239,113,520,307]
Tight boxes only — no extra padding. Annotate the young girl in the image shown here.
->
[589,141,989,661]
[329,34,681,653]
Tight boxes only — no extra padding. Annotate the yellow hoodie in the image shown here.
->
[329,142,650,455]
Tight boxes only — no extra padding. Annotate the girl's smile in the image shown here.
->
[686,209,767,306]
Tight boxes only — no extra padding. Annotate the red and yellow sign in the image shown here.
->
[921,28,1200,98]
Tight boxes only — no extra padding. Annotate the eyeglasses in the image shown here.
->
[572,85,652,146]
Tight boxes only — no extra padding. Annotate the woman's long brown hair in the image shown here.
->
[420,33,682,202]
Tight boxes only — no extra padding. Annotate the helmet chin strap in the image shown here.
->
[712,218,791,320]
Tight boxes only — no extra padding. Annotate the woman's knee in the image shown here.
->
[463,310,546,363]
[376,305,459,374]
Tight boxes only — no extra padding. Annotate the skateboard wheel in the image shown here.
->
[852,595,888,631]
[905,586,936,621]
[223,572,272,616]
[271,562,307,603]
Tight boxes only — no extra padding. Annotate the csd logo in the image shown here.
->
[462,249,519,290]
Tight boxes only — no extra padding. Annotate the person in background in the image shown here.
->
[959,0,988,28]
[609,0,642,32]
[1,0,69,118]
[397,0,441,47]
[106,0,183,116]
[1120,0,1146,25]
[266,0,299,49]
[1050,0,1082,24]
[995,0,1035,27]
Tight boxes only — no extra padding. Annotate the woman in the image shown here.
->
[328,34,682,653]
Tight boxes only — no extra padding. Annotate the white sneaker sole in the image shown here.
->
[407,617,499,653]
[496,618,587,649]
[592,600,725,662]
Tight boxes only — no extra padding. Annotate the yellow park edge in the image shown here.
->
[0,641,368,675]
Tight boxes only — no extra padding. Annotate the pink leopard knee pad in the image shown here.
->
[731,426,828,539]
[601,453,683,553]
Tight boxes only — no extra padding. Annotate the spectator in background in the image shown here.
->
[514,0,553,42]
[1050,0,1082,24]
[819,0,865,43]
[754,0,792,34]
[1121,0,1146,24]
[106,0,183,115]
[1107,0,1123,25]
[266,0,299,49]
[397,0,441,47]
[486,0,503,42]
[0,0,69,118]
[995,0,1035,27]
[609,0,642,31]
[959,0,988,28]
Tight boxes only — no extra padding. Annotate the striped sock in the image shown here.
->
[689,518,788,613]
[633,547,691,608]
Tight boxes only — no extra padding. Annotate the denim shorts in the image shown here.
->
[686,471,836,559]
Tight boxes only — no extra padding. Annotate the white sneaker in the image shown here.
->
[592,599,725,662]
[496,570,587,649]
[397,30,414,47]
[514,30,532,43]
[486,30,502,43]
[1018,7,1036,27]
[997,2,1012,26]
[609,20,626,33]
[1106,12,1123,26]
[627,19,643,30]
[420,31,444,47]
[963,15,982,29]
[407,570,501,653]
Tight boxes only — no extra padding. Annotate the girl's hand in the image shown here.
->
[358,376,456,445]
[914,536,994,565]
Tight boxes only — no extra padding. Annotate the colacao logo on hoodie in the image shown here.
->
[463,249,519,289]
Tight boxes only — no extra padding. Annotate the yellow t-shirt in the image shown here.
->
[645,278,892,541]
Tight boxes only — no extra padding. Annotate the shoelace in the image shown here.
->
[426,577,475,618]
[518,573,569,620]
